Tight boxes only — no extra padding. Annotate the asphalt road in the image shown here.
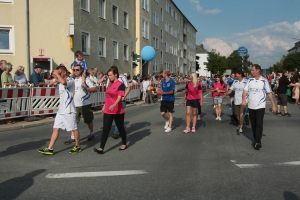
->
[0,91,300,200]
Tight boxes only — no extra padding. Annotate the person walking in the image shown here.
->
[183,73,203,133]
[94,66,127,154]
[105,67,131,139]
[211,75,226,120]
[63,64,97,145]
[157,70,175,133]
[38,65,81,155]
[276,70,291,116]
[242,64,277,150]
[224,71,247,133]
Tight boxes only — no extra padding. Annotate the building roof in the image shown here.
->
[196,44,208,53]
[170,0,197,32]
[288,41,300,52]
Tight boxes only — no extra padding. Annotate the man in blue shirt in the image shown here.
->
[30,65,45,87]
[157,70,175,133]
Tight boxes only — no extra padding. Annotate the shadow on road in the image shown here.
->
[172,117,184,130]
[0,169,45,200]
[284,191,299,200]
[0,139,49,158]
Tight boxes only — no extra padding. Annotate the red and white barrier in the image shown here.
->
[91,86,106,107]
[0,88,31,119]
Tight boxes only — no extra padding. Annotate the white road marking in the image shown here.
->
[276,161,300,166]
[235,164,263,169]
[230,160,237,163]
[45,170,147,179]
[233,160,300,169]
[203,92,211,98]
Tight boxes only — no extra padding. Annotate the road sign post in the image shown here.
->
[237,46,248,71]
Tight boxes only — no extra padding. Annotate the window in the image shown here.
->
[124,44,128,60]
[81,31,90,55]
[154,0,159,3]
[112,41,118,59]
[152,12,159,26]
[124,12,129,28]
[165,42,169,53]
[152,60,159,72]
[161,8,163,22]
[153,36,159,49]
[165,1,169,12]
[112,5,118,24]
[0,26,14,54]
[81,0,90,12]
[180,18,183,26]
[145,21,149,39]
[142,19,145,37]
[0,0,13,3]
[142,0,149,11]
[98,37,106,57]
[165,21,168,33]
[98,0,105,19]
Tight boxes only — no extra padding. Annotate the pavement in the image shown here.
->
[1,91,300,199]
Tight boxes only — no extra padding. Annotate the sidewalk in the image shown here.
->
[0,102,141,133]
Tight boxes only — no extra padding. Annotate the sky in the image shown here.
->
[173,0,300,69]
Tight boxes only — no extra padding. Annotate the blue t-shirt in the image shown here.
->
[71,58,88,70]
[30,70,43,86]
[161,78,175,101]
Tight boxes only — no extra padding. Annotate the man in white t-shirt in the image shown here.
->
[106,67,131,139]
[242,64,276,150]
[224,71,248,133]
[38,66,82,155]
[64,64,97,145]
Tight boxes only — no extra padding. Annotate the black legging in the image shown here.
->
[198,103,201,115]
[248,108,265,143]
[100,113,126,149]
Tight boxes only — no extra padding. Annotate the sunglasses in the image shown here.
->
[74,69,81,71]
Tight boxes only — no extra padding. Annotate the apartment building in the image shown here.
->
[0,0,135,77]
[196,44,209,77]
[0,0,196,77]
[135,0,197,76]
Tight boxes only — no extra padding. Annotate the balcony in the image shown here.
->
[183,43,187,50]
[183,28,187,35]
[183,58,187,64]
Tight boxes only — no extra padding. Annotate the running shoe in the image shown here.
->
[254,142,261,150]
[239,127,243,133]
[164,122,169,130]
[284,113,291,117]
[165,127,172,133]
[215,117,219,120]
[191,127,196,133]
[64,137,75,145]
[69,146,82,154]
[197,116,201,121]
[38,147,54,155]
[87,134,95,141]
[183,127,190,133]
[218,117,222,121]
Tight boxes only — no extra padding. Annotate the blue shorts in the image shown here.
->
[214,96,223,105]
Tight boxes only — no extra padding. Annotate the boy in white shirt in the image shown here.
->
[38,66,81,155]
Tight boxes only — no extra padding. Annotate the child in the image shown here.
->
[71,51,88,71]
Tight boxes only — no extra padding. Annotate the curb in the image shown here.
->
[0,103,137,133]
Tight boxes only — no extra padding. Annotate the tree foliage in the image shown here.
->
[226,50,252,74]
[282,52,300,72]
[204,49,227,75]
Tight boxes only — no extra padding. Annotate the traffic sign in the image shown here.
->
[237,46,248,57]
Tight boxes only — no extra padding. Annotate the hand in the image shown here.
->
[53,70,60,76]
[242,100,247,106]
[109,104,116,111]
[200,101,203,107]
[183,99,186,105]
[272,105,277,113]
[14,82,18,87]
[81,83,87,88]
[121,97,125,101]
[222,95,226,99]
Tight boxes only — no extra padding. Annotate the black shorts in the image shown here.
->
[76,104,94,124]
[229,91,235,98]
[160,101,174,113]
[277,94,288,106]
[186,100,200,108]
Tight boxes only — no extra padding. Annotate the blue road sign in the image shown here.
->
[237,46,248,57]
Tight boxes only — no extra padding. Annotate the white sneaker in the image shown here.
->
[165,127,172,132]
[213,105,216,108]
[164,122,169,130]
[239,127,243,133]
[215,117,219,120]
[197,116,201,121]
[218,117,222,121]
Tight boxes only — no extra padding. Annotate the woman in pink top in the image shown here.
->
[94,66,127,154]
[182,73,203,133]
[210,75,226,120]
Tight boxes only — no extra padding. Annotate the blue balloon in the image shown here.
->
[141,46,156,62]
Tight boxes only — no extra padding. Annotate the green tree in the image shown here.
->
[268,56,285,73]
[204,49,227,74]
[282,52,300,72]
[226,50,251,74]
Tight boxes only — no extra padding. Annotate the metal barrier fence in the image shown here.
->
[0,82,186,121]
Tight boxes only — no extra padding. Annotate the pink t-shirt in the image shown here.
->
[211,82,226,98]
[185,82,202,100]
[104,80,125,114]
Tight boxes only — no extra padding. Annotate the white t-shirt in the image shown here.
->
[106,74,130,88]
[142,80,150,92]
[230,78,247,105]
[244,76,272,109]
[74,76,96,107]
[57,77,76,114]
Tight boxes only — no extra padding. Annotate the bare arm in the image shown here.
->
[268,92,277,113]
[242,90,248,106]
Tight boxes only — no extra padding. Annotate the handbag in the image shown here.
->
[286,88,291,96]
